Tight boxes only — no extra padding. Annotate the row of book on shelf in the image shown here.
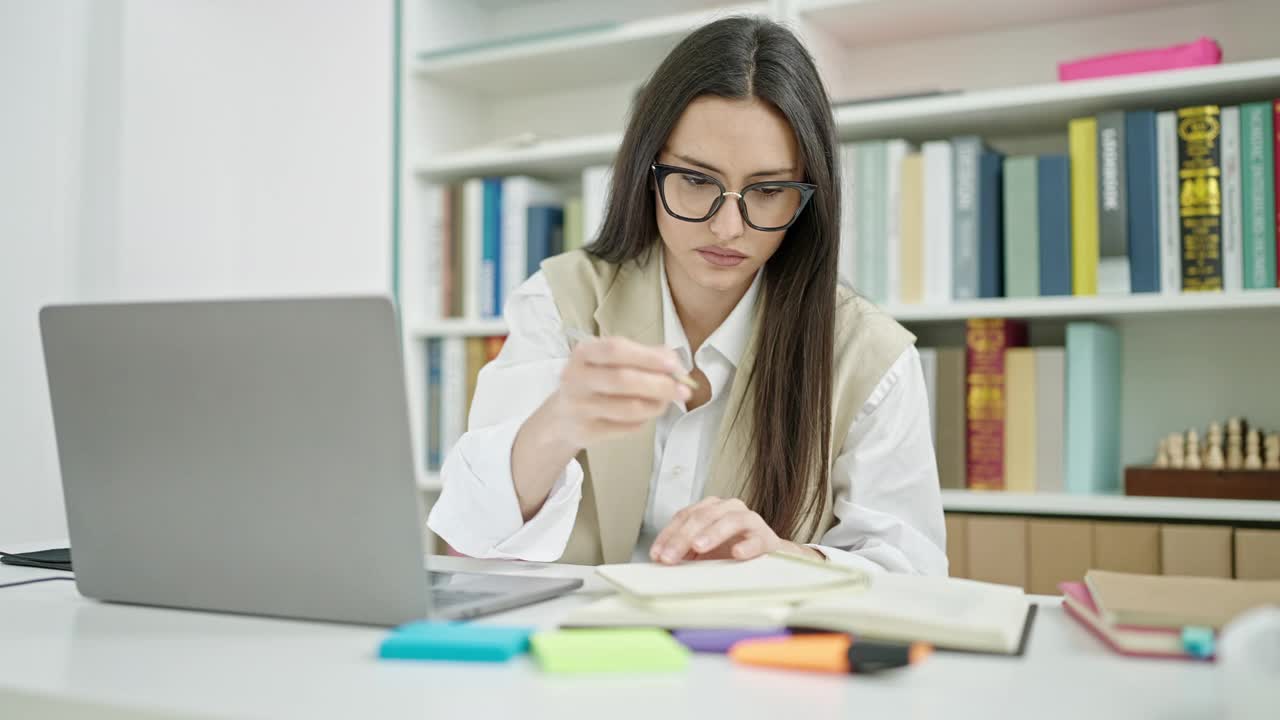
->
[843,99,1280,306]
[404,98,1280,326]
[400,166,612,325]
[420,317,1123,493]
[923,319,1119,494]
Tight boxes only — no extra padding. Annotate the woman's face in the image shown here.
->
[655,95,803,296]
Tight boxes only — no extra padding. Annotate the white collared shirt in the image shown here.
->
[427,265,948,575]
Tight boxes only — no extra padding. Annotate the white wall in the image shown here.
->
[0,0,395,544]
[0,0,91,545]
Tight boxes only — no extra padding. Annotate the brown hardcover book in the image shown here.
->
[440,185,453,317]
[1028,519,1093,595]
[1093,522,1161,575]
[1161,525,1233,578]
[449,184,466,317]
[935,348,967,489]
[965,319,1028,489]
[1176,105,1224,291]
[484,335,506,362]
[966,516,1028,590]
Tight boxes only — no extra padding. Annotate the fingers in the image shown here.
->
[691,511,763,556]
[578,336,682,375]
[579,365,688,405]
[651,497,747,564]
[729,534,768,560]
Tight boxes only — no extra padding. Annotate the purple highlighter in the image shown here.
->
[672,628,791,654]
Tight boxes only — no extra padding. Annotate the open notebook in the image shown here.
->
[571,554,1033,655]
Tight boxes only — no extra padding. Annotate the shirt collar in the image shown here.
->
[659,251,762,370]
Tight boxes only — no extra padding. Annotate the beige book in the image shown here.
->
[568,567,1031,655]
[594,553,864,604]
[1003,348,1037,492]
[1084,569,1280,629]
[899,153,925,304]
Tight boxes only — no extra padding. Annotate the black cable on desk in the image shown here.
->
[0,576,76,591]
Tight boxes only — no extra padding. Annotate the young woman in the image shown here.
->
[427,16,946,574]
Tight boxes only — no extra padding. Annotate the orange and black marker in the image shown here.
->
[729,633,931,674]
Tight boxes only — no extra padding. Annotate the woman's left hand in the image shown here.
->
[649,497,824,564]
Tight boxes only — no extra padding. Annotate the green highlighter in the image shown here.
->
[531,629,690,674]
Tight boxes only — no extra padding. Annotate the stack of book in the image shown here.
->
[423,335,505,472]
[400,165,612,324]
[841,99,1280,304]
[1060,569,1280,659]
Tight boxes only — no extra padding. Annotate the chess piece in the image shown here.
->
[1155,438,1170,468]
[1227,417,1244,470]
[1206,422,1225,470]
[1185,430,1203,470]
[1169,432,1186,469]
[1266,433,1280,471]
[1245,429,1263,470]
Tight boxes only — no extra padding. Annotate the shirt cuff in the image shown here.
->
[806,544,891,576]
[427,416,585,562]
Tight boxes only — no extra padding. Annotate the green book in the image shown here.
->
[1241,102,1277,289]
[1064,322,1122,495]
[1003,156,1040,297]
[855,142,888,303]
[530,629,689,674]
[562,196,584,252]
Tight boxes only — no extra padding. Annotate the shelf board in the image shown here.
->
[797,0,1203,52]
[416,481,1280,521]
[413,4,768,97]
[415,132,621,182]
[416,60,1280,179]
[884,289,1280,324]
[833,58,1280,141]
[942,489,1280,523]
[413,319,509,337]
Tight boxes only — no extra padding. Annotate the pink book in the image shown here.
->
[1058,582,1210,661]
[1058,37,1221,82]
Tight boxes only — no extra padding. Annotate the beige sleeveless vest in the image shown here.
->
[540,249,915,565]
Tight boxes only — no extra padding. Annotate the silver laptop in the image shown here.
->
[39,296,581,625]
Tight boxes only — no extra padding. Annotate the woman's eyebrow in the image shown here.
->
[672,152,795,179]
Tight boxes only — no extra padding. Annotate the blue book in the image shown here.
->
[977,151,1005,298]
[1037,155,1073,296]
[482,177,503,317]
[527,205,565,277]
[1125,111,1161,293]
[425,338,442,471]
[1065,322,1122,495]
[379,622,534,662]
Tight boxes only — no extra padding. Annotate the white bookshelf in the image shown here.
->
[413,319,510,337]
[886,288,1280,323]
[414,59,1280,180]
[414,4,768,96]
[940,490,1280,524]
[397,0,1280,523]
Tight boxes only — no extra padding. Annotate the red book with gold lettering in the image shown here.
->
[965,319,1028,489]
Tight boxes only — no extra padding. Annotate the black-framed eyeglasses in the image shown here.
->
[651,163,816,232]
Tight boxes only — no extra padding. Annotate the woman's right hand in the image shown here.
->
[549,335,691,450]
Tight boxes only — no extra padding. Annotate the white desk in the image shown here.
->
[0,551,1248,720]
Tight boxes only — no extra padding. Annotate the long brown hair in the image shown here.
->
[588,16,839,541]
